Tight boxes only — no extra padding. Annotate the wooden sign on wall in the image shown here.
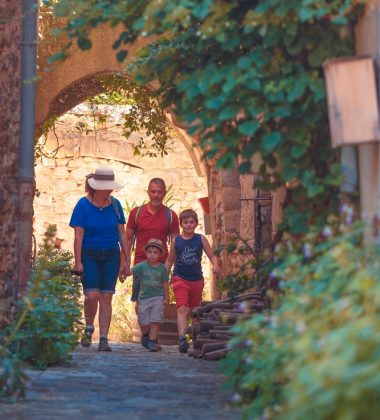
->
[323,56,380,147]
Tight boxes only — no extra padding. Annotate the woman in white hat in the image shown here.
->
[69,166,128,351]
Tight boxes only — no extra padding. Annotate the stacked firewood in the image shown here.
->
[188,291,268,360]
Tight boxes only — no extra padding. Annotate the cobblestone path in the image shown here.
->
[0,343,240,419]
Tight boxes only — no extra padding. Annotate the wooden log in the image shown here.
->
[209,308,221,321]
[201,342,227,355]
[199,319,224,331]
[211,333,233,341]
[212,325,232,331]
[193,338,225,350]
[209,329,232,335]
[197,302,234,314]
[202,348,230,360]
[218,311,249,323]
[201,300,213,306]
[236,292,265,301]
[209,330,233,340]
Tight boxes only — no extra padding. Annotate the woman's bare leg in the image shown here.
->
[84,291,100,327]
[98,292,113,337]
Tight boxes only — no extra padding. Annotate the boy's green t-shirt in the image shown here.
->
[131,261,169,300]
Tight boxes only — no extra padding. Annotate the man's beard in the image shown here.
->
[150,199,161,206]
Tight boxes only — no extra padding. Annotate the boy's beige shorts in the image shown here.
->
[137,295,164,325]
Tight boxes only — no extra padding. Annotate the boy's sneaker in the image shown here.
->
[98,337,112,352]
[80,326,94,348]
[141,334,149,349]
[179,336,189,353]
[147,340,158,352]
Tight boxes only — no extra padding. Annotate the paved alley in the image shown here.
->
[0,343,240,419]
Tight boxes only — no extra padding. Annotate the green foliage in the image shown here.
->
[10,226,82,370]
[91,75,174,158]
[0,346,28,402]
[0,303,30,401]
[215,239,272,298]
[37,74,173,159]
[109,281,133,342]
[222,221,380,419]
[49,0,364,234]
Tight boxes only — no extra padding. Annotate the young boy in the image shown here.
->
[131,238,169,352]
[166,209,221,353]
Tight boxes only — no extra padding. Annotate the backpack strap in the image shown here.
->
[110,196,121,223]
[110,196,128,259]
[132,205,144,251]
[166,206,173,244]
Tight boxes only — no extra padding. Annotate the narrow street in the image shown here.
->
[0,343,240,419]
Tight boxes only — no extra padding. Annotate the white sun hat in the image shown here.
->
[86,166,124,190]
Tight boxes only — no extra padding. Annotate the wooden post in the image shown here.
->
[355,1,380,244]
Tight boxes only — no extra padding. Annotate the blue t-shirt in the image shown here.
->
[69,196,126,249]
[173,233,203,281]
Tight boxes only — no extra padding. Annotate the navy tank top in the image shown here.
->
[173,233,203,281]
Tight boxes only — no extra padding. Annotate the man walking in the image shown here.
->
[125,178,179,301]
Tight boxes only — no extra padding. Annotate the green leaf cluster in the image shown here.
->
[0,347,28,402]
[222,222,380,419]
[9,226,82,370]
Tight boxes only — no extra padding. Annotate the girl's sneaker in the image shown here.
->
[178,336,189,353]
[80,326,94,348]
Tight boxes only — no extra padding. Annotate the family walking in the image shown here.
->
[70,166,221,353]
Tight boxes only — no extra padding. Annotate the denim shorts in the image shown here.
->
[81,248,120,294]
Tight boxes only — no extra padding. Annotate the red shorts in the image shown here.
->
[172,275,204,309]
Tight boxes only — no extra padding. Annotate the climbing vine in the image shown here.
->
[36,75,173,158]
[47,0,364,234]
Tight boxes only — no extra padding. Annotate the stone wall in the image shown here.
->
[0,1,22,328]
[34,106,214,296]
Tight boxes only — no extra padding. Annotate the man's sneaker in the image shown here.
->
[80,327,94,348]
[141,334,149,349]
[147,340,158,352]
[98,337,112,352]
[179,336,189,353]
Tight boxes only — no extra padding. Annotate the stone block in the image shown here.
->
[64,137,76,158]
[53,165,69,177]
[79,137,98,157]
[224,209,241,233]
[220,168,240,187]
[41,156,56,168]
[36,175,55,191]
[221,187,241,211]
[55,179,75,193]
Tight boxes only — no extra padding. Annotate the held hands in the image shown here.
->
[72,262,84,275]
[212,264,222,276]
[119,262,131,283]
